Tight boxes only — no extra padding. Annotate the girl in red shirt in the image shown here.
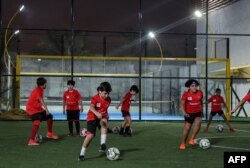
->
[116,85,139,136]
[79,82,112,161]
[180,79,203,150]
[204,88,234,132]
[63,80,83,136]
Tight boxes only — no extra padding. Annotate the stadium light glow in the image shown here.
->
[19,5,25,12]
[194,10,202,18]
[14,30,20,34]
[148,32,155,38]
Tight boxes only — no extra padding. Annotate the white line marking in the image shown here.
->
[211,145,250,151]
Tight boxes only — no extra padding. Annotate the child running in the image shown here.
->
[204,88,234,132]
[63,80,83,136]
[180,79,203,150]
[26,77,59,146]
[115,85,139,136]
[79,82,112,161]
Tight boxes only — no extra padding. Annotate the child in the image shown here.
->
[26,77,59,146]
[204,88,234,132]
[79,82,112,161]
[115,85,139,136]
[180,79,203,150]
[231,90,250,114]
[63,80,83,136]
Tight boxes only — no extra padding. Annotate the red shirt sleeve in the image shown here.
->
[63,92,66,102]
[207,96,213,103]
[90,96,97,105]
[76,90,82,101]
[181,91,187,101]
[36,88,43,100]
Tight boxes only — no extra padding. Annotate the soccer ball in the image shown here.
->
[112,126,120,134]
[80,128,87,137]
[216,124,224,133]
[106,147,120,161]
[199,139,211,149]
[35,134,43,143]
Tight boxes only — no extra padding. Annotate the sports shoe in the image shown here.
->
[46,132,59,139]
[123,133,132,137]
[68,133,73,136]
[188,138,195,145]
[28,139,40,146]
[229,128,235,132]
[99,144,107,152]
[78,155,85,161]
[179,143,186,150]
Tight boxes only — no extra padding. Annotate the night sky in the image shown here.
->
[2,0,196,33]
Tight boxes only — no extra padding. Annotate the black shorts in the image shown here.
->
[31,111,53,121]
[87,119,101,136]
[184,112,203,124]
[210,111,224,116]
[121,110,131,117]
[66,110,80,121]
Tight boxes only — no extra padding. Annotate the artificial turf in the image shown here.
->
[0,121,249,168]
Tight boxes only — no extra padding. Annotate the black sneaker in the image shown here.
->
[99,144,106,152]
[123,133,132,137]
[78,155,85,161]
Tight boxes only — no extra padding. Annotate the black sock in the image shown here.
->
[125,126,130,134]
[75,121,80,134]
[120,127,124,135]
[68,121,73,134]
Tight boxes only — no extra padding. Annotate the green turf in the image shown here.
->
[0,121,249,168]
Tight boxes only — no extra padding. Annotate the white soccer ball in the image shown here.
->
[216,124,224,133]
[35,134,43,143]
[199,139,211,149]
[106,147,120,161]
[80,128,87,137]
[112,126,120,134]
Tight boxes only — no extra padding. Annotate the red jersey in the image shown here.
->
[26,87,44,115]
[181,90,203,113]
[87,94,111,121]
[121,92,132,112]
[243,93,250,102]
[63,89,82,110]
[208,95,225,112]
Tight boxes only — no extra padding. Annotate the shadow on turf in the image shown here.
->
[119,148,143,157]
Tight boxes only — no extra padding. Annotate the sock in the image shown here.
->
[31,125,39,140]
[47,119,53,133]
[31,120,40,140]
[120,127,124,135]
[80,147,86,156]
[125,126,130,134]
[68,121,73,134]
[75,121,80,134]
[100,134,107,145]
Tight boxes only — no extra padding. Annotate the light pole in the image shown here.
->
[194,10,214,57]
[4,5,24,110]
[147,32,164,73]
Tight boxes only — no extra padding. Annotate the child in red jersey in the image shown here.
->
[79,82,112,161]
[63,80,83,136]
[26,77,59,146]
[180,79,203,150]
[231,90,250,114]
[204,88,234,132]
[116,85,139,136]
